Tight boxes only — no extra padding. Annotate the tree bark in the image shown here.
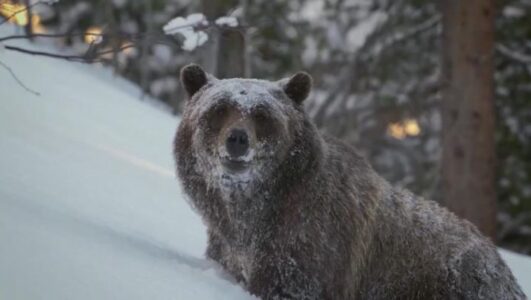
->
[441,0,496,240]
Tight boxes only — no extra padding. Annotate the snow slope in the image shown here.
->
[0,28,253,300]
[0,27,529,299]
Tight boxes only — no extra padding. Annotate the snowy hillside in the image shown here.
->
[0,27,254,300]
[0,27,529,299]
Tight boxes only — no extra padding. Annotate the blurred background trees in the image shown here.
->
[1,0,530,253]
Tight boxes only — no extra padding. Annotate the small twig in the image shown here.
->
[0,22,245,47]
[0,59,40,96]
[0,32,114,42]
[4,43,136,63]
[0,31,179,48]
[5,45,93,61]
[497,44,531,64]
[0,0,42,26]
[369,14,441,58]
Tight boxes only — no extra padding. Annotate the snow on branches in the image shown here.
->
[162,13,239,51]
[215,16,238,27]
[163,13,209,51]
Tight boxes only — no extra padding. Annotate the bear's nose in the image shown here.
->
[226,128,249,158]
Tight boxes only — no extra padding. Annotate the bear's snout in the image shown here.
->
[226,128,249,158]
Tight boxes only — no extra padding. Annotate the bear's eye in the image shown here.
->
[204,104,228,132]
[253,110,277,140]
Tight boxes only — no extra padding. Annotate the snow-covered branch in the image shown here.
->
[215,16,238,27]
[497,44,531,64]
[162,13,240,51]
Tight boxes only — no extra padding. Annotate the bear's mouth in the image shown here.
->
[221,157,249,173]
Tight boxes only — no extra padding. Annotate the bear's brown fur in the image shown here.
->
[174,64,525,299]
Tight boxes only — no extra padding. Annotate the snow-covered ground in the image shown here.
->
[0,27,253,300]
[0,27,529,299]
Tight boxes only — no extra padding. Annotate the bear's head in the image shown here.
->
[175,64,317,199]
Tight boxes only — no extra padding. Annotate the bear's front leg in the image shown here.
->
[247,254,322,300]
[206,232,247,284]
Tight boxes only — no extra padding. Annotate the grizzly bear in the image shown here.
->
[174,64,525,300]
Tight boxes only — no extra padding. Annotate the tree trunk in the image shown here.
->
[103,0,120,74]
[23,0,32,40]
[201,0,246,78]
[441,0,496,240]
[140,0,152,98]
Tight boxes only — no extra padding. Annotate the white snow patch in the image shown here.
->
[300,0,324,21]
[215,16,238,28]
[182,32,208,52]
[163,13,209,51]
[163,13,209,34]
[503,6,526,18]
[499,249,531,297]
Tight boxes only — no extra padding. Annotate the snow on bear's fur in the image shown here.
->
[174,64,526,299]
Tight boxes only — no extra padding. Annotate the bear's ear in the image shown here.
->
[280,72,313,104]
[180,64,212,98]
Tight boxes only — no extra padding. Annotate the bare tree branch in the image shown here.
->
[0,32,122,43]
[3,43,136,63]
[0,21,245,46]
[0,31,180,50]
[0,11,248,97]
[369,14,441,58]
[0,59,40,96]
[4,45,94,62]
